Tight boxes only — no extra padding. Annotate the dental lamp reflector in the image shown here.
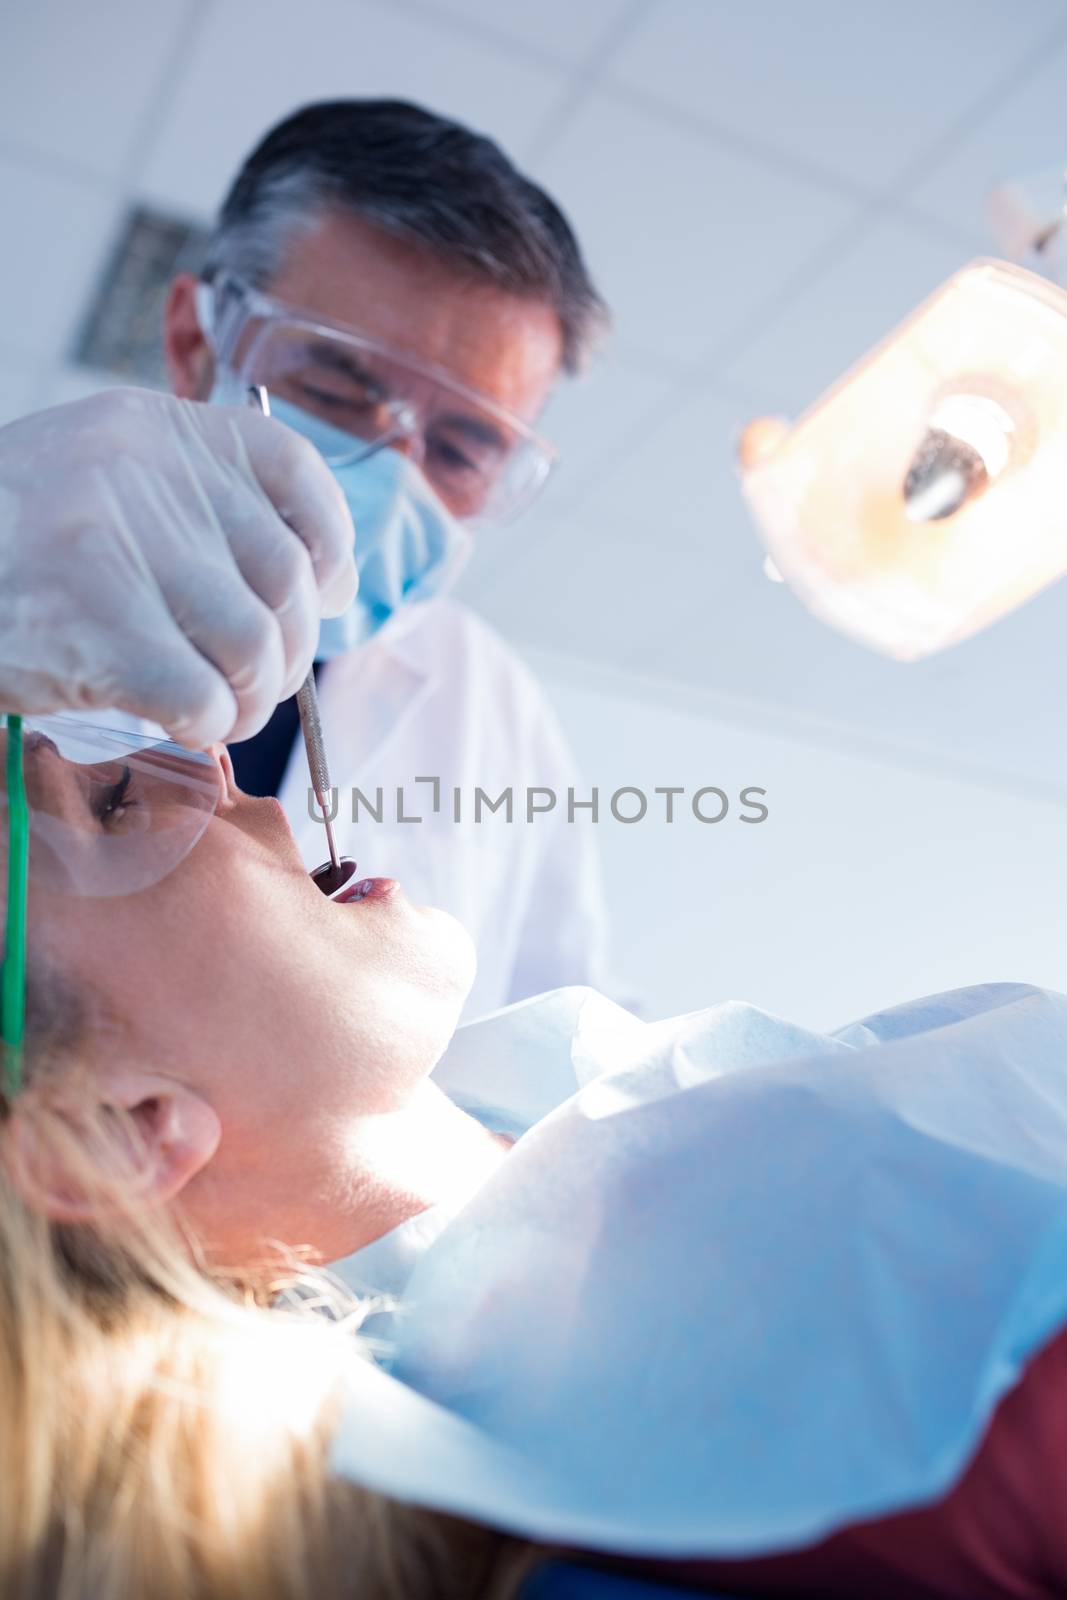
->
[738,259,1067,659]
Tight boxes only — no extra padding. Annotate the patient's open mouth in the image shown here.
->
[305,842,399,906]
[336,876,399,905]
[310,856,359,897]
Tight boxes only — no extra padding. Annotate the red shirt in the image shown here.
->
[631,1325,1067,1598]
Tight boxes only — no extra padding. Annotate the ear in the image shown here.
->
[164,272,216,400]
[7,1067,222,1224]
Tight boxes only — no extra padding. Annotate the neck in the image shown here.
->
[330,1081,509,1258]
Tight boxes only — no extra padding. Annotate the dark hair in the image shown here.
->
[203,99,607,374]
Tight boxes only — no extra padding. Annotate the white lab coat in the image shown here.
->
[277,598,612,1018]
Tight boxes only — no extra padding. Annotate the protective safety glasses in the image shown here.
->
[3,715,224,900]
[205,274,558,525]
[0,715,225,1093]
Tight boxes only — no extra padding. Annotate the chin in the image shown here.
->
[417,904,478,999]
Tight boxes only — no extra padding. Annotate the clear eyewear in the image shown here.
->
[0,715,224,900]
[206,274,558,525]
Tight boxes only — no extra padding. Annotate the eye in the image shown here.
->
[428,437,481,476]
[295,381,371,412]
[435,444,473,472]
[92,765,137,830]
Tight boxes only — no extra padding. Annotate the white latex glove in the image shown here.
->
[0,388,357,747]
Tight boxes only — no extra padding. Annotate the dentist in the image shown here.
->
[163,99,614,1016]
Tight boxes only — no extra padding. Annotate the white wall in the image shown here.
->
[531,652,1067,1032]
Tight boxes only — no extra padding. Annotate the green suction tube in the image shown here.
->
[2,714,28,1094]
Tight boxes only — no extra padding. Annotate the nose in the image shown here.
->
[379,401,424,466]
[23,731,61,760]
[208,743,240,809]
[385,433,427,474]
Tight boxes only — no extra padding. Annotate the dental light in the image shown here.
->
[738,258,1067,659]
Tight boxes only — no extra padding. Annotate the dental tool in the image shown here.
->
[246,386,357,898]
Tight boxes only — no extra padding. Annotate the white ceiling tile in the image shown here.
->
[466,386,752,664]
[570,384,754,546]
[722,214,970,416]
[0,157,119,361]
[468,509,698,670]
[608,0,1067,196]
[0,0,192,179]
[463,377,743,623]
[653,548,1067,790]
[535,348,685,510]
[414,0,638,64]
[0,360,39,427]
[453,487,557,604]
[905,34,1067,242]
[533,92,857,368]
[140,0,564,218]
[470,376,1067,788]
[42,364,139,409]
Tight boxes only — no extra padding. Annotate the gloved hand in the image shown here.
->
[0,388,357,747]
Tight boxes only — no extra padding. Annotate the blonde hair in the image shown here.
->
[0,1072,539,1600]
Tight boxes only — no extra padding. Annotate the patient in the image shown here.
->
[21,735,506,1272]
[6,727,1067,1599]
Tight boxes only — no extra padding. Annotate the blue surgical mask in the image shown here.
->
[209,372,472,656]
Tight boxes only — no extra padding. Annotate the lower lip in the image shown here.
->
[335,876,400,906]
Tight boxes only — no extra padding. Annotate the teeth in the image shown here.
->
[334,875,380,904]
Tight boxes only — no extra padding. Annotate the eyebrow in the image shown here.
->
[302,343,389,399]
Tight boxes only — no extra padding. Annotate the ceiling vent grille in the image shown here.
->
[71,203,209,387]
